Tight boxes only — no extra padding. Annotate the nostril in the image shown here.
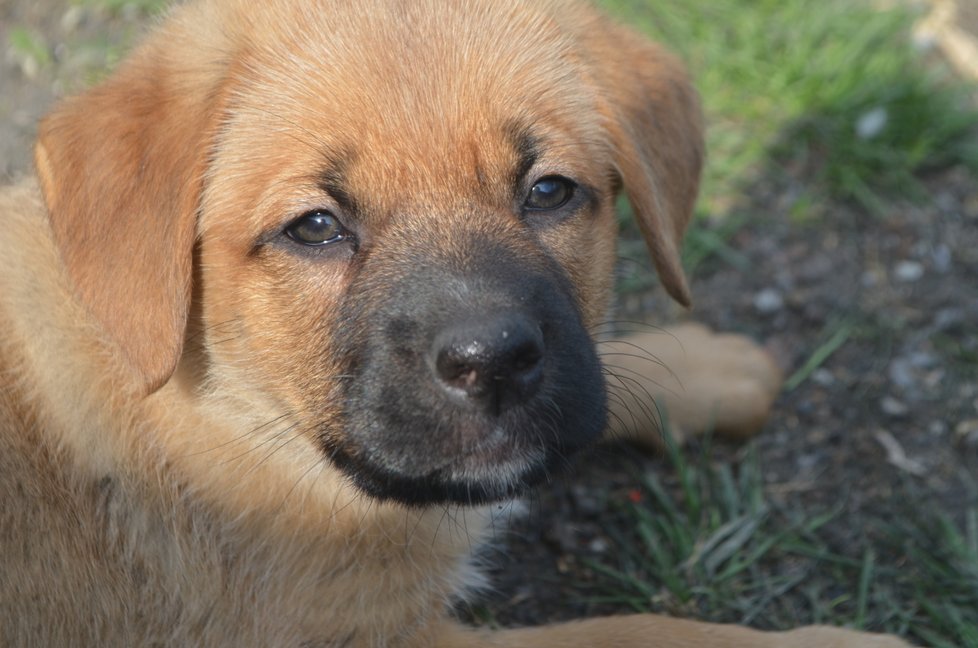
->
[512,340,542,371]
[509,340,543,390]
[436,345,485,391]
[431,314,545,413]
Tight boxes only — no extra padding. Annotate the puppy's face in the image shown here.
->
[35,0,702,506]
[199,3,617,504]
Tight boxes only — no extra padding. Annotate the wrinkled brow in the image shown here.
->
[506,121,541,196]
[318,148,360,215]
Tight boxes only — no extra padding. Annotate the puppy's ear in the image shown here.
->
[584,19,704,307]
[34,28,226,393]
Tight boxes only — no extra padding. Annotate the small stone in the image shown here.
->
[18,56,39,80]
[570,485,603,515]
[923,369,945,390]
[588,538,609,554]
[796,451,821,473]
[753,288,784,315]
[935,191,957,213]
[881,396,909,417]
[954,419,978,448]
[888,358,916,390]
[875,430,926,476]
[912,30,937,51]
[935,308,964,330]
[861,270,882,287]
[61,6,85,34]
[546,522,579,554]
[856,107,888,140]
[812,368,835,387]
[933,245,952,273]
[964,195,978,219]
[894,260,925,282]
[909,352,938,369]
[955,419,978,442]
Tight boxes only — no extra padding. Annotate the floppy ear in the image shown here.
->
[584,19,704,307]
[34,26,227,393]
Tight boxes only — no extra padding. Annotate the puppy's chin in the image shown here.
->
[326,429,591,507]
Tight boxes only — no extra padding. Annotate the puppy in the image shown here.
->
[0,0,910,645]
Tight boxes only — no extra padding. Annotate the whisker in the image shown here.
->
[208,335,243,347]
[596,340,681,374]
[432,504,452,549]
[184,317,240,344]
[248,421,315,474]
[603,376,645,433]
[603,404,633,442]
[222,420,303,466]
[603,369,665,434]
[179,412,295,458]
[279,456,326,510]
[601,361,683,400]
[591,319,672,336]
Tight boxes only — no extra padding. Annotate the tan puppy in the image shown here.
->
[0,0,909,645]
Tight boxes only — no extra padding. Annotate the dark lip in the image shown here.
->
[327,442,545,506]
[324,432,597,507]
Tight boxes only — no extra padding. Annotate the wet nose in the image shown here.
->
[431,313,544,415]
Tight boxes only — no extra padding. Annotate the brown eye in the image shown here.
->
[524,176,575,211]
[285,210,346,246]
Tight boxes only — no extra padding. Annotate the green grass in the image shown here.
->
[603,0,978,228]
[783,318,854,392]
[4,1,167,89]
[72,0,168,15]
[8,27,52,69]
[609,0,978,294]
[588,432,978,645]
[597,2,978,644]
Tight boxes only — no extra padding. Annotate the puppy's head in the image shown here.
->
[35,0,702,505]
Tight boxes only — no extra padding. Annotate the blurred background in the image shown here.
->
[2,1,977,645]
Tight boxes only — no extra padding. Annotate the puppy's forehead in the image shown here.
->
[221,0,608,210]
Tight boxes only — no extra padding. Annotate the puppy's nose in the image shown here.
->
[432,313,544,414]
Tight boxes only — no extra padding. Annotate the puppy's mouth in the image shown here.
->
[328,424,555,506]
[324,261,607,507]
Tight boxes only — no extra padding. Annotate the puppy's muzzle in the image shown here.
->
[325,225,607,506]
[432,312,544,415]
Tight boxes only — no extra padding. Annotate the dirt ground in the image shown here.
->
[481,162,978,626]
[3,0,977,637]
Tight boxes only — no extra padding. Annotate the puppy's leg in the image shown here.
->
[599,323,783,448]
[439,617,912,647]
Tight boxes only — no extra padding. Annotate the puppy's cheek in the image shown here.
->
[198,243,352,413]
[536,207,618,328]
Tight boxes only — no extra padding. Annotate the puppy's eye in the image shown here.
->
[285,210,346,246]
[524,176,575,211]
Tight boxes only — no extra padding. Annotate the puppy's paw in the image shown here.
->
[599,323,783,447]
